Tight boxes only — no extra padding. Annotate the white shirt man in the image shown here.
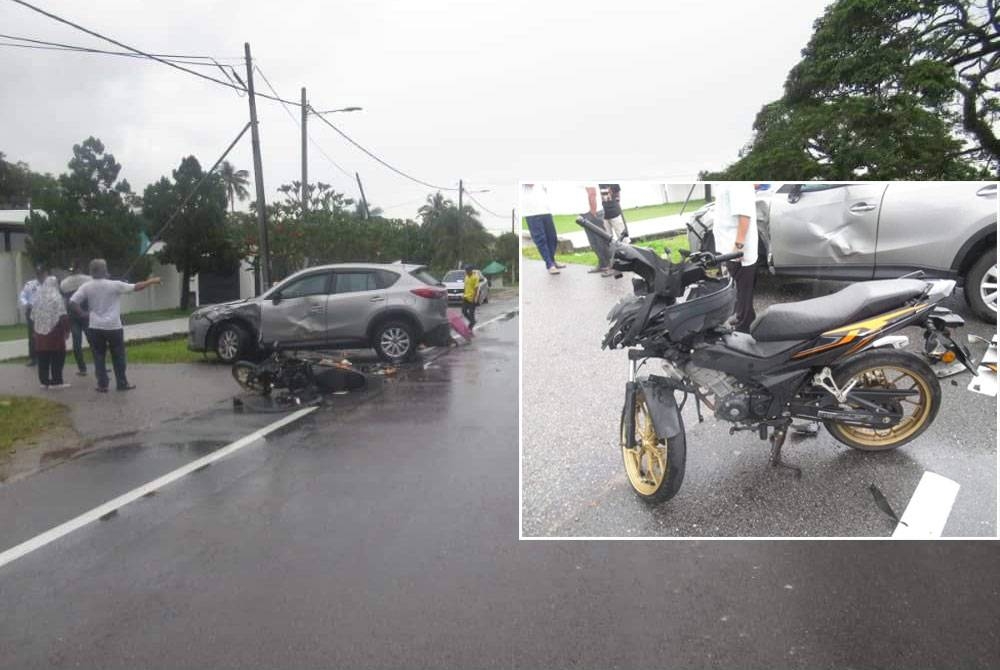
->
[712,183,758,266]
[712,183,759,332]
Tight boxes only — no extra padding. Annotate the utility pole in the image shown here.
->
[301,87,308,213]
[244,42,270,291]
[355,172,370,220]
[511,207,515,235]
[457,179,463,267]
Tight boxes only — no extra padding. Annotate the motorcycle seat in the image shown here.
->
[750,279,927,343]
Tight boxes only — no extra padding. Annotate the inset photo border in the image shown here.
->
[518,181,998,539]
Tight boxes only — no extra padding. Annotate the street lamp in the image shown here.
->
[300,89,363,210]
[311,106,363,114]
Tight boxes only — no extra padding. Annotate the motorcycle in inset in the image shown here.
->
[576,216,978,504]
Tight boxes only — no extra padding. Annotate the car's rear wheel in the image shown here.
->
[214,322,251,363]
[965,247,997,323]
[373,320,416,364]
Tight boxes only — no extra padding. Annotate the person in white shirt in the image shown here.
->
[712,183,759,333]
[18,265,48,367]
[69,259,161,393]
[521,183,564,275]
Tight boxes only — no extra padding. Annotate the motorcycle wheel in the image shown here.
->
[232,361,271,396]
[620,388,686,504]
[823,350,941,451]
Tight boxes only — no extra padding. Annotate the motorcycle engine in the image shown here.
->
[681,363,768,423]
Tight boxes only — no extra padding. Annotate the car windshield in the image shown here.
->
[442,270,465,282]
[411,268,444,286]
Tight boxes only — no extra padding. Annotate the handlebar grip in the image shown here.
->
[575,215,612,243]
[713,252,744,264]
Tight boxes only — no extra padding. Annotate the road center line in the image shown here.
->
[0,406,318,571]
[891,471,960,539]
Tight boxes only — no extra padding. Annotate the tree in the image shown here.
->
[493,232,520,283]
[142,156,239,308]
[417,192,494,273]
[710,0,998,179]
[25,138,145,276]
[218,160,250,213]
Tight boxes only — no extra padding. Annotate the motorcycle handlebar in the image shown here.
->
[575,215,613,243]
[712,251,744,265]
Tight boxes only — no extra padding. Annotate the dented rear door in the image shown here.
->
[769,183,888,281]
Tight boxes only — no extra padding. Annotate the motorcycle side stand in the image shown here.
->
[768,422,802,479]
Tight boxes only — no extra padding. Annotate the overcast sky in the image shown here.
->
[1,0,832,232]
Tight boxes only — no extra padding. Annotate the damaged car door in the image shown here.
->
[327,269,387,343]
[769,183,887,281]
[259,270,333,346]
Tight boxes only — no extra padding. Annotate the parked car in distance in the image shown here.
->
[687,182,997,322]
[442,269,489,305]
[188,263,450,364]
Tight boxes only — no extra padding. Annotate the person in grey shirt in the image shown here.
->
[59,260,91,376]
[69,259,161,393]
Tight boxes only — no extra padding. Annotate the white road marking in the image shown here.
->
[891,471,961,539]
[0,406,317,571]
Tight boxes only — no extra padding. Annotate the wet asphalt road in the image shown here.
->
[522,258,997,538]
[0,294,998,667]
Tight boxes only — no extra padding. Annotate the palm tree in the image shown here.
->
[218,160,250,213]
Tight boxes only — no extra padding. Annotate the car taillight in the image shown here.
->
[411,287,445,299]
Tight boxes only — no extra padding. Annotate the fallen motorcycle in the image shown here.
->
[576,216,979,504]
[232,347,367,403]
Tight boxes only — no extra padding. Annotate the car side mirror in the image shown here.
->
[270,294,282,305]
[787,184,803,204]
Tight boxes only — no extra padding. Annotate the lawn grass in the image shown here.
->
[522,233,690,268]
[3,335,205,365]
[0,395,71,453]
[522,200,707,234]
[0,307,193,343]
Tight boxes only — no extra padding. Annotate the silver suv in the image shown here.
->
[188,263,450,363]
[687,182,997,322]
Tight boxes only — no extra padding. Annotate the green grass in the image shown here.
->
[0,395,71,453]
[522,233,690,267]
[522,200,706,234]
[3,335,205,365]
[0,307,193,343]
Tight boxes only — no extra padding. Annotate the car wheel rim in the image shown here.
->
[218,330,239,359]
[381,328,410,358]
[979,263,997,313]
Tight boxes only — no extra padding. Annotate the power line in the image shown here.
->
[252,63,356,184]
[0,32,243,61]
[309,111,459,192]
[0,40,241,69]
[463,190,505,218]
[7,0,301,106]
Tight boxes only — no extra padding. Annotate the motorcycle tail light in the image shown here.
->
[411,288,446,300]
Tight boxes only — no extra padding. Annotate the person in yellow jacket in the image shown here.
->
[462,265,479,330]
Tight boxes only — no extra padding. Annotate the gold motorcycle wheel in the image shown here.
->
[824,351,941,451]
[621,389,686,503]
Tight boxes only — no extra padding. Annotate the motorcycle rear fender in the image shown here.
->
[636,378,683,440]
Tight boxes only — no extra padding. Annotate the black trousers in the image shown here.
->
[69,313,87,372]
[87,328,128,389]
[461,300,477,328]
[727,261,757,334]
[37,350,66,386]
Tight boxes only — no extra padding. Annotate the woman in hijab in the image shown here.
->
[32,276,71,388]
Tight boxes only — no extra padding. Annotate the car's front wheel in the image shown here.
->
[966,247,997,323]
[214,322,252,363]
[373,320,416,364]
